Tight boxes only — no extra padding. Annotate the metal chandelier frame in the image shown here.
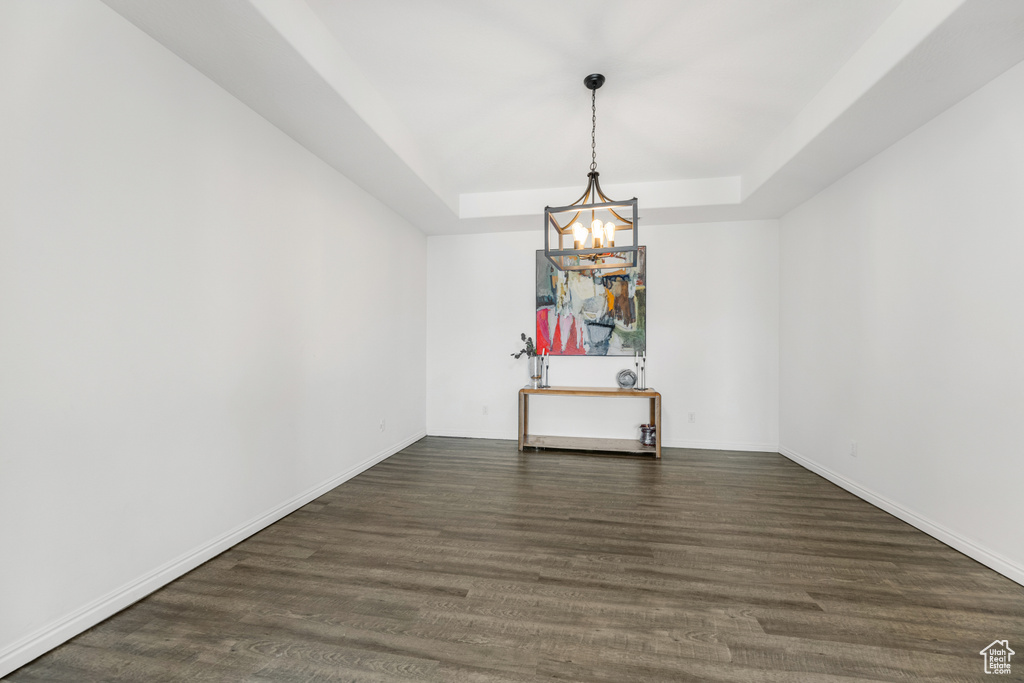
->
[544,74,639,272]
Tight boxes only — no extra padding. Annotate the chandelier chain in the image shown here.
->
[590,87,597,172]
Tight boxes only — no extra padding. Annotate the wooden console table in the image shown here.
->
[518,386,661,458]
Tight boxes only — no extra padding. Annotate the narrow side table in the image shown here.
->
[518,386,661,459]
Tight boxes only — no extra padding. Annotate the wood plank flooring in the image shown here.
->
[7,437,1024,682]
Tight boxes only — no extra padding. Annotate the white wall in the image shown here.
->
[426,221,779,451]
[780,59,1024,584]
[0,1,426,674]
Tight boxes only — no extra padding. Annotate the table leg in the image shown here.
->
[518,391,527,451]
[653,394,662,459]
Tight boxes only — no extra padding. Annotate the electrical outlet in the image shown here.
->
[850,441,858,458]
[688,412,696,424]
[379,419,385,432]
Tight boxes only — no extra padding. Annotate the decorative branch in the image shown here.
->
[511,332,537,359]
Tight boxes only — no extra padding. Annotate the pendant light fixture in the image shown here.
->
[544,74,639,271]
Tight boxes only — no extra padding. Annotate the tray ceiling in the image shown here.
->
[101,0,1024,233]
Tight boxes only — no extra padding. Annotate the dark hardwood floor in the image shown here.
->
[8,437,1024,682]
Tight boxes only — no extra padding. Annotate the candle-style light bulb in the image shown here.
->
[604,221,615,247]
[591,219,603,249]
[572,222,586,249]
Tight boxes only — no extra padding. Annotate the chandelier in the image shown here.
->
[544,74,639,271]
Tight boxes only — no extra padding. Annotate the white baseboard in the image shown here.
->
[425,428,514,441]
[0,430,426,678]
[427,429,778,454]
[662,438,779,452]
[779,445,1024,587]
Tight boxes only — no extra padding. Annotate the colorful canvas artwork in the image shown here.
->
[535,248,646,356]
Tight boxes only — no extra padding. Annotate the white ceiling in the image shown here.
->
[101,0,1024,234]
[306,0,898,192]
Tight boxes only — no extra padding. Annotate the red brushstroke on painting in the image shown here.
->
[551,315,563,354]
[539,310,586,355]
[536,309,552,355]
[562,316,585,355]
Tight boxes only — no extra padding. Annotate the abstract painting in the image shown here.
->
[535,248,646,356]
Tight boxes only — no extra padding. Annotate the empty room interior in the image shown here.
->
[3,1,1024,681]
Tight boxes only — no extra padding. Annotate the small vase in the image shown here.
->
[639,424,657,446]
[528,356,543,388]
